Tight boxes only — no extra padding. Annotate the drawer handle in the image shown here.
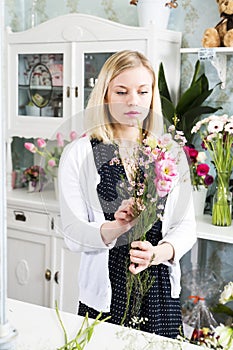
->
[75,86,78,98]
[14,211,26,222]
[66,86,70,98]
[54,271,59,284]
[45,268,51,281]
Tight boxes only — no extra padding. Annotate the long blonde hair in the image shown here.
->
[84,50,163,142]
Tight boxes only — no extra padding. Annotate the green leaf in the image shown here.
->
[212,303,233,317]
[160,96,176,123]
[190,60,201,86]
[158,62,172,102]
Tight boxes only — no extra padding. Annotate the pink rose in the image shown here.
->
[196,163,209,176]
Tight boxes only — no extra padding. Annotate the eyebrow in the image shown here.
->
[114,84,151,88]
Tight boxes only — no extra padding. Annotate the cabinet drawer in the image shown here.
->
[7,208,50,235]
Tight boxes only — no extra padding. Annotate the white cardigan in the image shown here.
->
[59,136,197,312]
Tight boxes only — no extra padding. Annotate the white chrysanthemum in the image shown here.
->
[207,119,224,134]
[225,122,233,134]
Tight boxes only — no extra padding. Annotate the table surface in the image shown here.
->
[4,299,200,350]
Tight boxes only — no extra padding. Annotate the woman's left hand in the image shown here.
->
[129,240,174,274]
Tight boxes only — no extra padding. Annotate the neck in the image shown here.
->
[114,124,141,143]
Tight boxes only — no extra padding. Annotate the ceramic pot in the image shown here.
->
[137,0,171,29]
[192,186,208,217]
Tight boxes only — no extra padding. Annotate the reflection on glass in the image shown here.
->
[84,52,114,107]
[18,53,63,118]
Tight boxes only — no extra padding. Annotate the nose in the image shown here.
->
[126,91,139,106]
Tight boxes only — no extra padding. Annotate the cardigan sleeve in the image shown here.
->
[59,137,116,252]
[159,144,197,264]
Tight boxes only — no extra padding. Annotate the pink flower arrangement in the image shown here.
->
[184,145,214,190]
[24,131,77,174]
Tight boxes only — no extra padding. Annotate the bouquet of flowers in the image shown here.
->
[22,165,46,191]
[191,114,233,226]
[24,131,77,175]
[184,145,214,190]
[130,0,178,8]
[111,126,186,328]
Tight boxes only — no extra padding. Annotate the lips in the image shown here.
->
[125,111,140,118]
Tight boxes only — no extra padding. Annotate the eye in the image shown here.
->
[139,91,149,95]
[116,91,127,95]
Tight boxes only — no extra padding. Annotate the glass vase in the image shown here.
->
[212,171,232,226]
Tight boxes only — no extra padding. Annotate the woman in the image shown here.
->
[59,50,196,338]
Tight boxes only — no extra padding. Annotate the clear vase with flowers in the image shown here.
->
[191,114,233,226]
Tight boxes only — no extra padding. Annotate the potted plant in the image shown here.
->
[158,60,222,144]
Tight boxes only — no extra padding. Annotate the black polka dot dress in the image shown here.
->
[78,139,182,338]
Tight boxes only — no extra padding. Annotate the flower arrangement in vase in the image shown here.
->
[22,165,46,192]
[184,145,214,216]
[191,114,233,226]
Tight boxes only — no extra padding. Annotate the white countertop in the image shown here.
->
[5,298,200,350]
[7,187,59,213]
[196,214,233,244]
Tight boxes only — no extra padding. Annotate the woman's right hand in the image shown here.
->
[100,198,137,245]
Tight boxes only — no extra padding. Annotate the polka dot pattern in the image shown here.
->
[78,139,182,339]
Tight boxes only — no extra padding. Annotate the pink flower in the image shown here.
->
[56,132,64,147]
[70,131,78,141]
[154,178,173,197]
[24,142,37,153]
[155,158,177,181]
[37,138,47,148]
[196,163,210,177]
[48,159,56,167]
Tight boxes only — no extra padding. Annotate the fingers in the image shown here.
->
[129,241,154,274]
[114,198,135,223]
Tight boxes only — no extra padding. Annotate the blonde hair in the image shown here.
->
[84,50,163,142]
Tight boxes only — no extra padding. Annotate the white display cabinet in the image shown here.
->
[6,14,182,140]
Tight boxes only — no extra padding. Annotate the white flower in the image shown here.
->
[225,122,233,134]
[219,281,233,304]
[215,324,233,349]
[196,151,207,163]
[207,119,225,134]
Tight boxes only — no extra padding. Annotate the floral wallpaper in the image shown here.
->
[4,0,233,300]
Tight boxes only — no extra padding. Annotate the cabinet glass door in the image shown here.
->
[18,53,63,118]
[84,52,114,107]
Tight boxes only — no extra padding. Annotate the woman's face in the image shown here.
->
[106,66,153,128]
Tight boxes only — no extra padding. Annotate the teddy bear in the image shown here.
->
[202,0,233,47]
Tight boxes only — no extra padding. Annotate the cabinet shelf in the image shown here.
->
[180,47,233,54]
